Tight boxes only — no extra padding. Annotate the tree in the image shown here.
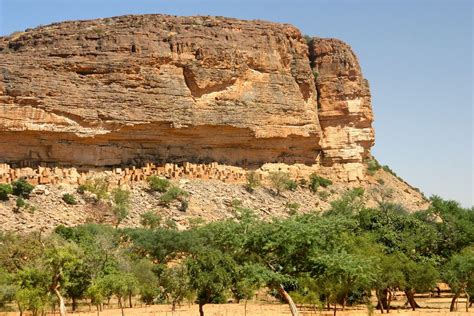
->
[96,273,138,316]
[443,247,474,312]
[43,238,84,316]
[147,176,171,193]
[160,265,193,311]
[0,183,12,201]
[186,249,237,316]
[11,178,34,198]
[111,188,131,228]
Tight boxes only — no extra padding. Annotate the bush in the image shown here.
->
[268,172,296,195]
[179,200,189,212]
[366,159,381,176]
[112,188,131,228]
[16,197,26,208]
[0,184,12,201]
[286,202,300,215]
[318,191,330,201]
[80,177,109,200]
[12,178,34,198]
[140,211,161,229]
[62,193,77,205]
[245,171,260,193]
[148,176,170,193]
[160,186,189,206]
[285,179,298,191]
[309,174,332,193]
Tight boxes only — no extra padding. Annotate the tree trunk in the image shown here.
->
[199,303,204,316]
[375,290,384,314]
[118,297,125,316]
[72,297,77,311]
[53,287,67,316]
[450,291,460,312]
[129,293,132,308]
[244,299,248,316]
[464,290,470,312]
[404,290,418,311]
[333,303,337,316]
[277,284,299,316]
[387,289,392,313]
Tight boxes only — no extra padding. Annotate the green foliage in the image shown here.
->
[268,171,296,195]
[160,186,189,206]
[111,188,131,228]
[80,177,109,200]
[443,247,474,294]
[325,188,365,217]
[245,171,260,193]
[309,173,332,193]
[366,159,381,176]
[140,211,162,229]
[62,193,77,205]
[317,190,330,201]
[0,184,12,201]
[147,176,171,193]
[285,202,300,215]
[16,197,26,209]
[12,178,34,198]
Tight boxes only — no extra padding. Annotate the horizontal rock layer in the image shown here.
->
[0,14,374,174]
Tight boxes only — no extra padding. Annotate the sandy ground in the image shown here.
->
[1,297,472,316]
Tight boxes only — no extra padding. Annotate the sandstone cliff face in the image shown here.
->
[309,38,374,166]
[0,14,374,177]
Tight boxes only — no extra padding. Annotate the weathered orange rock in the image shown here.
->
[309,37,375,165]
[0,14,374,175]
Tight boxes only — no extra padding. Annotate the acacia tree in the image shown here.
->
[43,239,83,316]
[160,265,193,311]
[186,249,237,316]
[443,247,474,312]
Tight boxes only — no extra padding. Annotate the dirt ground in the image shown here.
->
[1,296,472,316]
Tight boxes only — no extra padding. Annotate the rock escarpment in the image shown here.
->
[0,14,374,179]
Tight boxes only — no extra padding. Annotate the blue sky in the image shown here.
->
[1,0,472,207]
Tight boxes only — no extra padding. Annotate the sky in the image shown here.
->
[0,0,472,207]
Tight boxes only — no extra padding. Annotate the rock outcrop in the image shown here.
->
[309,38,374,166]
[0,14,374,179]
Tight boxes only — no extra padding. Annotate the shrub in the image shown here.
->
[286,202,300,215]
[376,178,385,185]
[62,193,77,205]
[318,191,330,201]
[0,184,12,201]
[268,172,296,195]
[245,171,260,193]
[80,177,109,200]
[140,211,161,229]
[179,200,189,212]
[285,179,298,191]
[112,188,131,228]
[148,176,170,193]
[309,174,332,193]
[16,197,26,208]
[160,186,189,206]
[366,159,381,176]
[12,178,34,198]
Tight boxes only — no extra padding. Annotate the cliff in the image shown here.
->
[0,14,374,178]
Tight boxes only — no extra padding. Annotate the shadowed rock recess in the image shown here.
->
[0,14,374,175]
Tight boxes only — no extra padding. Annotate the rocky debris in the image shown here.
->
[0,14,374,180]
[0,168,428,234]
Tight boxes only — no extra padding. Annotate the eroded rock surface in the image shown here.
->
[309,38,375,166]
[0,14,374,177]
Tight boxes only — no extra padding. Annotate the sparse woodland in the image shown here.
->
[0,183,472,316]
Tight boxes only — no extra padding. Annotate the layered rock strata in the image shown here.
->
[0,14,374,180]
